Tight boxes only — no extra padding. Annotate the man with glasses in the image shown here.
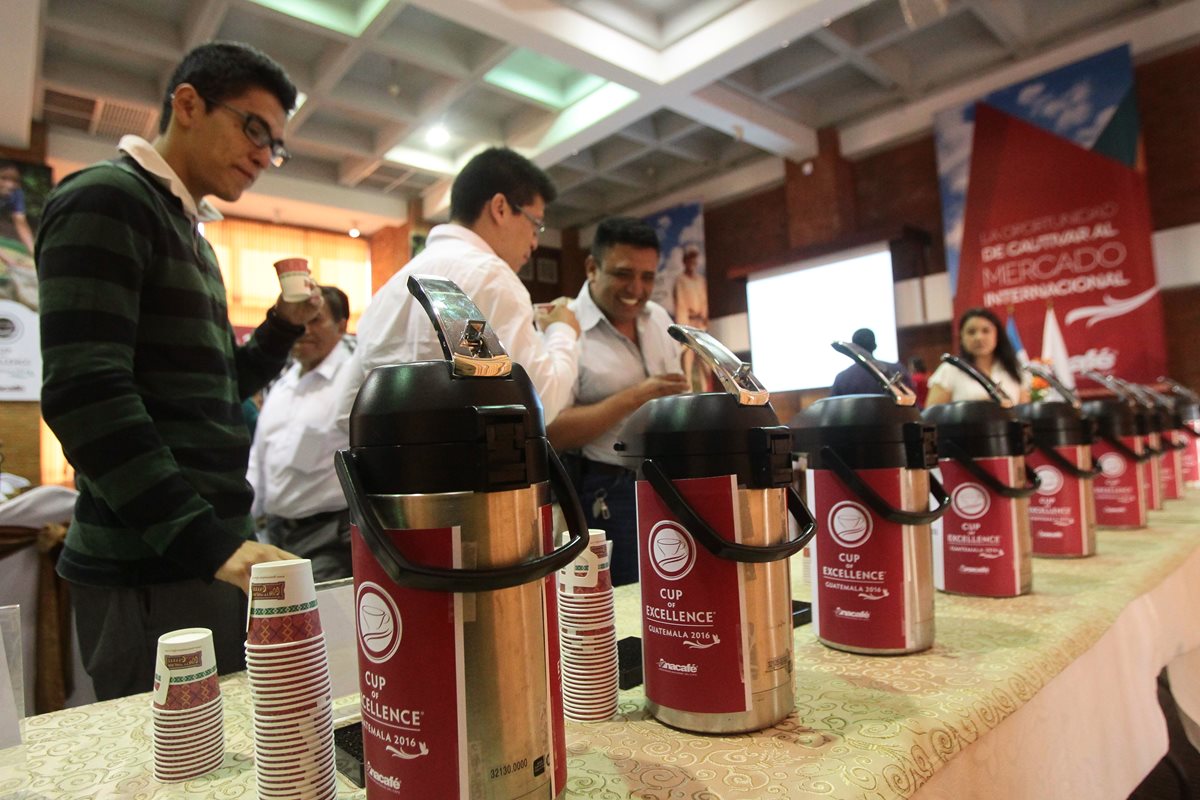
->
[248,286,355,582]
[547,217,687,585]
[335,146,580,427]
[36,42,316,700]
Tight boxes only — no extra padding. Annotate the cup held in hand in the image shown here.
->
[273,257,311,302]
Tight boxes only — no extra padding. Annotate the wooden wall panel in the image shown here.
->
[1161,286,1200,390]
[1138,45,1200,231]
[704,185,788,319]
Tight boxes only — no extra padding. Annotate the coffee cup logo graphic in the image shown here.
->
[1035,465,1063,496]
[356,581,402,664]
[648,521,696,581]
[1099,452,1126,478]
[827,501,872,548]
[952,483,991,520]
[0,315,20,341]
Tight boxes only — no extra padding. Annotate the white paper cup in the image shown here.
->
[274,258,311,302]
[152,628,219,710]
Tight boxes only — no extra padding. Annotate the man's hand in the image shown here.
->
[274,279,323,327]
[215,540,299,594]
[535,297,581,336]
[637,373,690,405]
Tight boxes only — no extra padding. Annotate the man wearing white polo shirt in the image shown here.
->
[548,217,688,585]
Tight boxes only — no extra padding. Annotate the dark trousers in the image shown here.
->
[565,456,640,586]
[263,509,352,582]
[70,579,248,701]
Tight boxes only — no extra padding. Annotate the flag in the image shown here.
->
[1006,314,1029,365]
[1041,306,1075,392]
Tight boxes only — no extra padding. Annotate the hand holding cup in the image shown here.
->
[273,257,323,327]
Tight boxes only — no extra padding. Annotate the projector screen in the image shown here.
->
[746,243,898,392]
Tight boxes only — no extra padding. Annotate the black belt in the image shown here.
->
[266,509,348,527]
[563,454,634,479]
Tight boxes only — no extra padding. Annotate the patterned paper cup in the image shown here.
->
[152,628,219,711]
[557,529,614,595]
[245,635,328,662]
[248,559,322,646]
[273,257,311,302]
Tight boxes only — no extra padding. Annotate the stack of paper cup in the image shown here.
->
[151,628,225,782]
[557,529,618,721]
[245,558,337,799]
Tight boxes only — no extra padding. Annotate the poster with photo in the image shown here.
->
[644,202,709,391]
[1,158,52,401]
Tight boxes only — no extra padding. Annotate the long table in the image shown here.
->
[3,499,1200,799]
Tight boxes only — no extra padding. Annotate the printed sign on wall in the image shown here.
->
[934,46,1166,383]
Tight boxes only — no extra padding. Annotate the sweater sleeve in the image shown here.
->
[36,168,246,579]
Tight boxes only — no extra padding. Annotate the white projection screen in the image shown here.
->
[746,242,898,392]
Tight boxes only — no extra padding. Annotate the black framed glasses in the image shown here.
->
[203,96,290,167]
[508,199,545,236]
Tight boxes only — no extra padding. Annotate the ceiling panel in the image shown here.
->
[26,0,1194,234]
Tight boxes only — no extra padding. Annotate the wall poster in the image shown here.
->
[934,46,1166,384]
[1,158,52,401]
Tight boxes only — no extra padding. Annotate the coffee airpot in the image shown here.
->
[1081,372,1154,528]
[335,276,589,799]
[1113,377,1167,511]
[1140,385,1188,501]
[1014,364,1099,558]
[790,342,947,654]
[1160,377,1200,487]
[616,325,815,734]
[922,355,1038,597]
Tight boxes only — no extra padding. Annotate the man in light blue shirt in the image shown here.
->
[548,217,688,585]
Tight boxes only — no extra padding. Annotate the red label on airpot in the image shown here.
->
[1091,436,1147,528]
[936,456,1025,596]
[637,475,749,715]
[810,468,910,651]
[1027,446,1090,556]
[352,525,464,799]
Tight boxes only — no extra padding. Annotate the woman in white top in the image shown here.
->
[925,307,1031,406]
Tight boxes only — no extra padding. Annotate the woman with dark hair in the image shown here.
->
[925,307,1030,405]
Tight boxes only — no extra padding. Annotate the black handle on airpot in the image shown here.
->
[641,459,815,563]
[624,324,815,562]
[1081,371,1155,462]
[334,274,590,591]
[336,448,588,592]
[942,353,1014,406]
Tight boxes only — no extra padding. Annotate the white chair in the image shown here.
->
[0,486,94,713]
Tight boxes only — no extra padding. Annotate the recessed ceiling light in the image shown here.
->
[348,225,361,238]
[426,125,450,147]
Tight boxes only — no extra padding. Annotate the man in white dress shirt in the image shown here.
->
[334,147,579,429]
[548,217,687,585]
[248,285,354,581]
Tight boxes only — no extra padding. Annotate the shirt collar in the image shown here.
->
[426,223,497,258]
[312,339,350,380]
[290,339,350,383]
[117,135,224,223]
[572,282,652,334]
[572,282,606,333]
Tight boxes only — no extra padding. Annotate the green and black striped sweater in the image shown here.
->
[37,155,302,587]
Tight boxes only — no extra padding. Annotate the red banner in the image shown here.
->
[954,103,1166,383]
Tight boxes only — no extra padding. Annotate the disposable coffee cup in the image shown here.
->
[273,258,311,302]
[247,559,321,645]
[152,628,218,709]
